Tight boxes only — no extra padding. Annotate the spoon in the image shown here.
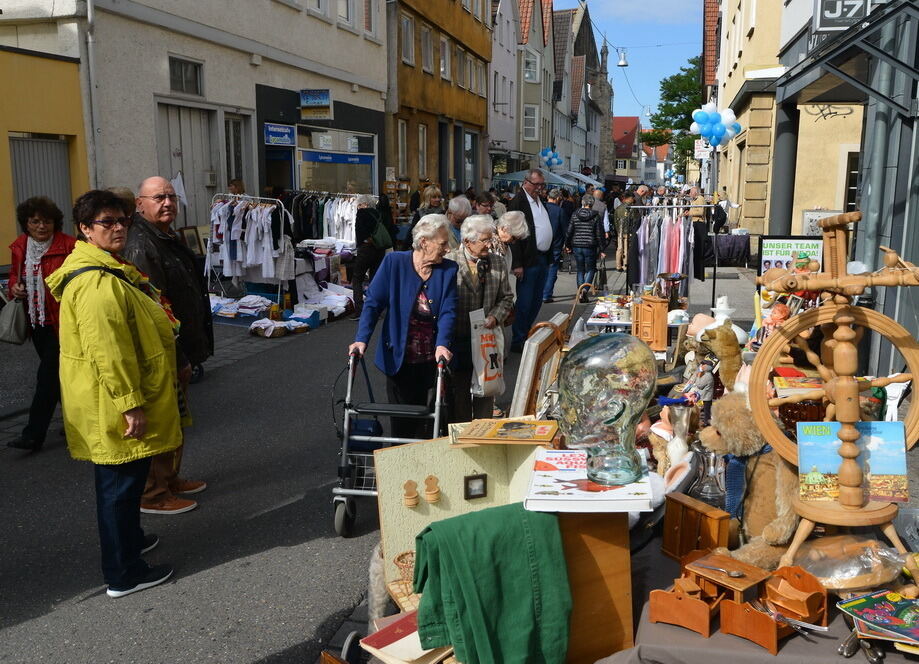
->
[693,563,745,578]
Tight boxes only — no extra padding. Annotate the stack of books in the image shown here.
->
[838,590,919,654]
[359,610,453,664]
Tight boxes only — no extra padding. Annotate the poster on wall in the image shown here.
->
[803,209,842,236]
[757,235,824,291]
[299,89,333,121]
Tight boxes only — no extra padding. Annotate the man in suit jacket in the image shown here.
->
[506,169,553,351]
[445,215,514,423]
[542,188,567,303]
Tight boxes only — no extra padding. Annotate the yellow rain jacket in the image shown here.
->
[46,241,181,464]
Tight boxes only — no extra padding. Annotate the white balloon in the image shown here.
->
[721,109,736,124]
[724,128,737,139]
[703,101,717,113]
[690,121,701,134]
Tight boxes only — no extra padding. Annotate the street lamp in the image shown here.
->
[617,49,628,67]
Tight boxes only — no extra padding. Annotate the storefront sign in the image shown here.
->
[299,88,333,120]
[263,123,295,146]
[694,139,712,160]
[758,236,824,293]
[802,209,843,236]
[300,149,374,165]
[810,0,890,50]
[317,134,334,150]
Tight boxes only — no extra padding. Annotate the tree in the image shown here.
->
[641,55,702,175]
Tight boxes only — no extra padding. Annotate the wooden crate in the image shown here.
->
[661,492,730,560]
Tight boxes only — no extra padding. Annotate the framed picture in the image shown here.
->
[757,235,824,294]
[180,227,203,256]
[463,474,487,500]
[509,312,569,417]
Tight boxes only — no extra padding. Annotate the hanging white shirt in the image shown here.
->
[526,190,552,253]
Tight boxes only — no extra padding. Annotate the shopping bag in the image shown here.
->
[0,291,28,345]
[470,308,505,398]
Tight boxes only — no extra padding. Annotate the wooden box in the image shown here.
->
[632,295,669,351]
[661,492,730,560]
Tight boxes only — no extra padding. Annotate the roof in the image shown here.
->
[541,0,553,47]
[570,55,586,116]
[642,144,671,162]
[519,0,534,44]
[553,9,575,78]
[612,116,641,159]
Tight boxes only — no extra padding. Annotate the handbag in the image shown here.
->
[470,308,505,398]
[370,219,393,250]
[0,289,29,345]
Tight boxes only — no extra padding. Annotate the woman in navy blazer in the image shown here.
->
[350,214,458,439]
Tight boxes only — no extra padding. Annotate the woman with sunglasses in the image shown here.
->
[7,197,76,451]
[46,190,182,598]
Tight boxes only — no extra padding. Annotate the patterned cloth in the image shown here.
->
[445,249,514,341]
[404,286,436,364]
[24,236,52,327]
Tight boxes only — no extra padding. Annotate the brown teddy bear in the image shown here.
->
[700,321,741,391]
[698,392,798,569]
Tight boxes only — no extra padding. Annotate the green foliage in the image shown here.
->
[647,55,702,175]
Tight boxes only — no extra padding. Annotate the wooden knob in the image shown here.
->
[403,480,419,508]
[423,475,441,504]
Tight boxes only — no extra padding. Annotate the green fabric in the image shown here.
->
[413,502,571,664]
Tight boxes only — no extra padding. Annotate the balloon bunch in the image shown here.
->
[664,168,676,180]
[540,147,563,168]
[689,102,742,147]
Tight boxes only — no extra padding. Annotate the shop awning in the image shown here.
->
[563,171,603,188]
[491,168,579,187]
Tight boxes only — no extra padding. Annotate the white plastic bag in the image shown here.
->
[470,308,505,398]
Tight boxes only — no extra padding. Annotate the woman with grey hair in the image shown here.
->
[445,195,472,248]
[350,214,458,439]
[445,215,513,423]
[349,194,387,319]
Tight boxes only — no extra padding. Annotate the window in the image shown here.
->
[509,81,514,117]
[456,48,466,88]
[397,119,407,177]
[418,124,428,177]
[421,26,433,72]
[523,105,538,141]
[225,116,244,181]
[462,0,471,10]
[466,56,474,93]
[630,160,637,170]
[616,160,626,170]
[401,15,414,64]
[363,0,375,34]
[440,37,451,80]
[338,0,351,22]
[169,57,202,95]
[472,0,481,20]
[501,75,507,115]
[493,72,499,106]
[523,50,540,83]
[477,62,486,97]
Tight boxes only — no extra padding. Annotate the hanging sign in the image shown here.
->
[263,123,295,146]
[810,0,890,50]
[300,149,374,165]
[299,89,334,120]
[694,140,712,160]
[802,209,843,236]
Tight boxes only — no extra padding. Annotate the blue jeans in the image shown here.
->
[512,253,549,347]
[573,247,597,290]
[543,251,562,301]
[94,457,152,586]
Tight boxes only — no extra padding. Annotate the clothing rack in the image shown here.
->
[629,204,720,209]
[284,189,361,198]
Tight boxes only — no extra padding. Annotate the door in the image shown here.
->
[9,136,73,235]
[156,104,218,228]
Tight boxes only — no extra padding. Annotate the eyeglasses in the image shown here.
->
[138,194,178,204]
[525,179,546,189]
[27,218,54,226]
[91,216,131,229]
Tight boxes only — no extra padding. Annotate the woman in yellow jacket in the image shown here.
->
[46,190,182,598]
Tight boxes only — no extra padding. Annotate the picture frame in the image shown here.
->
[463,473,487,500]
[180,227,203,256]
[509,312,569,417]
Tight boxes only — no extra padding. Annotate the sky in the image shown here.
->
[552,0,703,123]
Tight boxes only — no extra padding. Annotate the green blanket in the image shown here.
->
[413,502,572,664]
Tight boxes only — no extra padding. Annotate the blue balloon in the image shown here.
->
[710,136,721,147]
[700,123,713,137]
[554,157,563,166]
[732,122,742,133]
[713,122,726,137]
[692,109,706,123]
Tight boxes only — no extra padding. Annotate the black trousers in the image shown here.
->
[94,457,152,587]
[351,245,385,314]
[23,325,60,444]
[386,361,438,440]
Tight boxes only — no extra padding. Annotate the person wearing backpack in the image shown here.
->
[351,194,391,320]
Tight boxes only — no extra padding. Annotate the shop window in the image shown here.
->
[440,37,451,80]
[523,105,538,141]
[401,15,415,65]
[169,57,203,96]
[418,124,428,178]
[398,119,407,177]
[421,26,433,73]
[523,50,540,83]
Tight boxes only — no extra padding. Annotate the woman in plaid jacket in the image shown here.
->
[445,215,515,423]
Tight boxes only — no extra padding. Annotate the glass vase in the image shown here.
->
[688,441,726,509]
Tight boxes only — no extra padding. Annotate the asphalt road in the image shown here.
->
[0,262,761,662]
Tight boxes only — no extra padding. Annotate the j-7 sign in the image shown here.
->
[814,0,890,31]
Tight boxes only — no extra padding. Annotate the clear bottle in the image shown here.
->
[688,441,726,509]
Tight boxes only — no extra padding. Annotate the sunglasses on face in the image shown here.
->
[91,216,132,229]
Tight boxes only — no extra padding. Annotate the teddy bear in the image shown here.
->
[698,391,799,570]
[700,321,741,391]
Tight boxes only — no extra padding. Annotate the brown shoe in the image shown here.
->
[169,479,207,495]
[140,496,198,515]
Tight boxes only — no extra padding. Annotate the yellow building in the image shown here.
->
[390,0,491,196]
[1,46,89,265]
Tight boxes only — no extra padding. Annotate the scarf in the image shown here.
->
[24,236,53,327]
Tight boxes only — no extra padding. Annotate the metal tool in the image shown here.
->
[693,563,745,578]
[859,638,885,663]
[764,599,830,632]
[838,629,860,657]
[750,600,808,635]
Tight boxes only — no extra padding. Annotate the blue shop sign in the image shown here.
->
[264,123,295,146]
[301,150,374,165]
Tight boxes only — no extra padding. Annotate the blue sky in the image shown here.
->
[552,0,703,121]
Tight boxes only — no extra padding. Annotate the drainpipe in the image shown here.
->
[384,0,399,188]
[85,0,103,187]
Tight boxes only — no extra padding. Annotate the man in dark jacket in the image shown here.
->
[565,194,605,301]
[506,169,552,351]
[123,176,210,515]
[350,195,387,320]
[541,188,567,303]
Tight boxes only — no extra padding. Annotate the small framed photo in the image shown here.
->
[464,473,487,500]
[180,227,203,256]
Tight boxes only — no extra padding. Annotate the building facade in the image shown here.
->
[517,0,554,167]
[389,0,491,196]
[488,0,521,180]
[0,0,389,233]
[612,116,643,184]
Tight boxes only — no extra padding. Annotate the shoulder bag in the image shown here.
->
[0,289,29,345]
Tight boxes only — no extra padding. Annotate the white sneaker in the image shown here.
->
[106,565,173,598]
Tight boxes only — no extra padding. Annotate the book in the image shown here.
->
[523,448,654,513]
[838,590,919,644]
[359,610,453,664]
[773,375,824,397]
[456,418,558,447]
[797,420,908,502]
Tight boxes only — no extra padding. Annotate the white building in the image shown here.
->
[0,0,388,227]
[488,0,521,178]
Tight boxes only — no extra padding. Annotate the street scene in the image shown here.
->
[2,0,919,663]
